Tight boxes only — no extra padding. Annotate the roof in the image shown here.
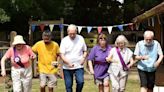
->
[132,2,164,23]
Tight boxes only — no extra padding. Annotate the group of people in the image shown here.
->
[1,24,163,92]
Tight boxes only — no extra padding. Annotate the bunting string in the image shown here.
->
[30,23,136,34]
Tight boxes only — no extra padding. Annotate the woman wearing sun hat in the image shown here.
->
[1,35,36,92]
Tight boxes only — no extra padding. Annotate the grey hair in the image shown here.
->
[42,30,52,37]
[67,24,77,32]
[115,35,129,47]
[143,30,154,38]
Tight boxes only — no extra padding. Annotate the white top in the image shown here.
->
[108,47,133,76]
[60,35,87,69]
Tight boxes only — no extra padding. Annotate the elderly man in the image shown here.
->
[134,30,163,92]
[60,24,87,92]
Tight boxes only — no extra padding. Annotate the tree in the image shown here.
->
[0,0,163,34]
[123,0,163,23]
[0,8,10,23]
[65,0,123,25]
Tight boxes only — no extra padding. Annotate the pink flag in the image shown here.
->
[97,26,102,34]
[39,24,45,31]
[128,23,134,31]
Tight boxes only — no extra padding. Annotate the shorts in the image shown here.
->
[95,76,109,85]
[138,69,155,89]
[40,73,57,88]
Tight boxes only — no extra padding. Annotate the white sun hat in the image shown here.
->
[12,35,26,46]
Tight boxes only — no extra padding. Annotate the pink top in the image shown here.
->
[4,45,35,68]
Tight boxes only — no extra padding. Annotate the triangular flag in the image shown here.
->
[107,26,113,34]
[135,23,140,30]
[59,24,64,31]
[87,26,92,33]
[97,26,102,34]
[49,24,54,32]
[31,24,36,32]
[39,24,45,31]
[128,23,134,31]
[118,25,123,31]
[77,26,82,33]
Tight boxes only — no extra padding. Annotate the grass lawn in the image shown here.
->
[0,74,140,92]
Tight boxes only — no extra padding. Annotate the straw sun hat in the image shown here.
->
[12,35,26,46]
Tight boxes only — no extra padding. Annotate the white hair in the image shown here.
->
[115,35,129,46]
[144,30,154,38]
[67,24,77,32]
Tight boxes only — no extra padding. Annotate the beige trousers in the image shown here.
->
[110,72,128,92]
[11,66,32,92]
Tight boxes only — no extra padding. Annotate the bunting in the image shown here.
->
[118,25,123,31]
[107,26,113,34]
[59,24,64,31]
[30,23,135,34]
[97,26,102,34]
[135,23,140,30]
[31,24,36,32]
[87,26,92,33]
[128,23,134,31]
[77,26,82,33]
[49,24,54,32]
[39,24,45,31]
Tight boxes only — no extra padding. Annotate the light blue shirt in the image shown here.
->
[134,40,163,72]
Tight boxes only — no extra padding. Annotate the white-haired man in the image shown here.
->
[134,30,163,92]
[60,24,87,92]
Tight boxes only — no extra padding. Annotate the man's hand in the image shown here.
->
[141,55,149,60]
[80,57,86,65]
[68,63,74,68]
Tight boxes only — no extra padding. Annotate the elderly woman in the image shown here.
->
[106,35,134,92]
[88,33,112,92]
[1,35,36,92]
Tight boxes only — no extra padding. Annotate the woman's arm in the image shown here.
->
[88,60,94,75]
[1,55,7,77]
[127,57,135,69]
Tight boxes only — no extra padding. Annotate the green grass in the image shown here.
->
[0,76,139,92]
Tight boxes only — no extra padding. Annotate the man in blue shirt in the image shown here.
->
[134,30,163,92]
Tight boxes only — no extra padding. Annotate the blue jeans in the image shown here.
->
[63,68,84,92]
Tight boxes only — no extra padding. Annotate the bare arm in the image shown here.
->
[80,51,88,65]
[1,56,7,77]
[135,55,149,61]
[60,54,74,68]
[154,54,164,68]
[88,60,94,74]
[127,57,135,69]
